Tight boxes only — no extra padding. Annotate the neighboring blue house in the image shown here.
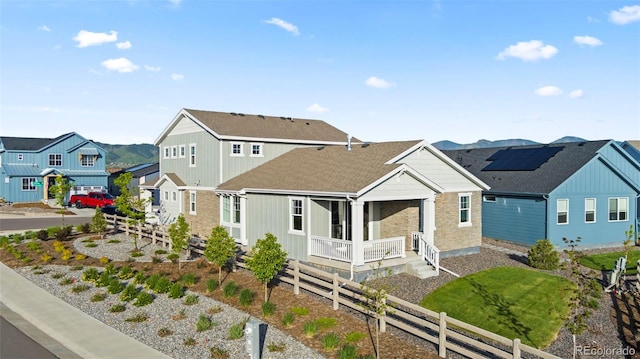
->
[0,132,109,203]
[443,140,640,249]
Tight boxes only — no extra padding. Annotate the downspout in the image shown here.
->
[543,194,549,240]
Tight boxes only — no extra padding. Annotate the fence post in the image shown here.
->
[137,222,142,241]
[439,312,447,358]
[512,338,521,359]
[293,261,300,295]
[379,296,386,333]
[332,273,339,310]
[151,230,157,245]
[125,220,130,236]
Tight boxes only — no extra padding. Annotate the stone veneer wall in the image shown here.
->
[379,200,420,249]
[183,190,220,238]
[434,191,482,253]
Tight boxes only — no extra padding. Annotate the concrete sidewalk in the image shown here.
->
[0,262,171,359]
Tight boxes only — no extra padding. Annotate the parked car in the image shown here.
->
[68,192,114,208]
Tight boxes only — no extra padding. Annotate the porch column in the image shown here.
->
[424,197,436,245]
[351,201,365,266]
[240,196,248,245]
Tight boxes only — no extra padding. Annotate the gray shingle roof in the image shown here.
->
[217,140,421,194]
[184,109,359,143]
[441,140,611,195]
[0,133,72,151]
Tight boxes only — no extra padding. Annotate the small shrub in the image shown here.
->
[82,267,100,282]
[209,346,229,359]
[55,226,73,241]
[267,342,287,352]
[33,268,50,275]
[61,249,73,261]
[95,271,112,287]
[91,292,107,302]
[104,263,117,275]
[322,332,341,351]
[227,323,245,340]
[70,265,83,271]
[168,282,184,299]
[183,337,197,346]
[154,249,168,255]
[145,273,161,289]
[315,317,338,330]
[262,301,276,317]
[282,312,295,327]
[36,230,48,241]
[52,240,65,253]
[41,252,53,263]
[180,273,197,286]
[206,306,223,315]
[338,344,358,359]
[47,227,59,239]
[345,331,366,343]
[71,284,90,293]
[151,256,163,264]
[120,284,139,302]
[133,291,154,307]
[51,272,66,279]
[81,238,94,243]
[85,242,98,248]
[172,309,187,321]
[109,304,126,313]
[527,239,560,270]
[75,253,87,261]
[99,256,110,264]
[133,272,147,285]
[117,266,134,280]
[303,321,318,338]
[206,278,219,293]
[239,289,255,307]
[78,223,92,234]
[195,314,216,332]
[223,281,238,298]
[157,327,173,337]
[59,277,74,286]
[167,253,179,263]
[107,239,121,244]
[125,313,148,323]
[152,277,172,294]
[130,251,144,258]
[183,294,199,305]
[26,241,41,251]
[107,279,124,294]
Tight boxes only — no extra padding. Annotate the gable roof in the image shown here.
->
[111,163,159,178]
[217,140,425,195]
[155,108,359,145]
[441,140,611,195]
[0,133,72,151]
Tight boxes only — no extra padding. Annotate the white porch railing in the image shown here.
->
[412,232,440,274]
[310,236,405,263]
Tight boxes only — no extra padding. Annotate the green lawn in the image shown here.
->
[579,249,640,275]
[419,267,573,349]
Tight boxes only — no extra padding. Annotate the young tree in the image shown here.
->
[359,255,396,359]
[204,226,237,283]
[91,207,108,239]
[527,238,560,270]
[245,233,287,302]
[114,172,148,250]
[168,214,190,271]
[48,173,73,227]
[624,224,635,260]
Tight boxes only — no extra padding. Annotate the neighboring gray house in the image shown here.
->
[110,163,160,204]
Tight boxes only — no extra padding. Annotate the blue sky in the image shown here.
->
[1,0,639,145]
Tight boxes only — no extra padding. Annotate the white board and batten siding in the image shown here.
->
[401,147,482,191]
[363,171,436,201]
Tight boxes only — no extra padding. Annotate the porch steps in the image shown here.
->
[404,260,438,279]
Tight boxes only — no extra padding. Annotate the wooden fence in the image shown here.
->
[105,215,560,359]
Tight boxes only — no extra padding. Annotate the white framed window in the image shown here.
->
[609,197,628,221]
[289,197,304,233]
[164,191,169,201]
[48,153,62,166]
[22,177,36,191]
[557,199,569,224]
[250,143,263,157]
[163,146,170,159]
[189,191,196,214]
[233,196,241,224]
[222,196,230,223]
[585,198,596,223]
[172,191,177,202]
[231,142,244,156]
[483,195,496,203]
[179,145,186,158]
[171,145,178,158]
[458,193,471,226]
[189,144,196,167]
[80,155,95,167]
[17,154,24,161]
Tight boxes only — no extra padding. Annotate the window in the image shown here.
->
[163,147,170,159]
[459,193,471,225]
[80,155,94,167]
[250,143,263,157]
[290,198,303,232]
[189,191,196,214]
[17,154,23,161]
[231,142,243,156]
[164,191,169,201]
[48,153,62,166]
[172,191,177,202]
[22,177,36,191]
[483,195,496,202]
[222,196,230,223]
[557,199,569,224]
[233,196,241,223]
[189,144,196,167]
[171,146,178,158]
[585,198,596,223]
[609,197,628,221]
[179,145,186,158]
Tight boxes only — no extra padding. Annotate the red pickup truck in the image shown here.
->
[68,192,115,208]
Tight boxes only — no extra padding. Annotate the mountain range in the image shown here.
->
[100,136,588,169]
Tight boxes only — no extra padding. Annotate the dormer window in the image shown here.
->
[17,154,24,161]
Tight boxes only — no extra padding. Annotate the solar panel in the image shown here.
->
[483,146,564,171]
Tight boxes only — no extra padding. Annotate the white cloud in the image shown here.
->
[171,73,184,80]
[35,106,60,113]
[569,89,584,98]
[101,58,139,73]
[496,40,558,61]
[610,5,640,25]
[168,0,181,6]
[365,76,394,89]
[73,30,118,48]
[307,103,328,113]
[573,35,603,47]
[38,25,51,32]
[534,85,563,97]
[116,41,132,50]
[587,16,601,23]
[144,65,161,72]
[264,18,300,35]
